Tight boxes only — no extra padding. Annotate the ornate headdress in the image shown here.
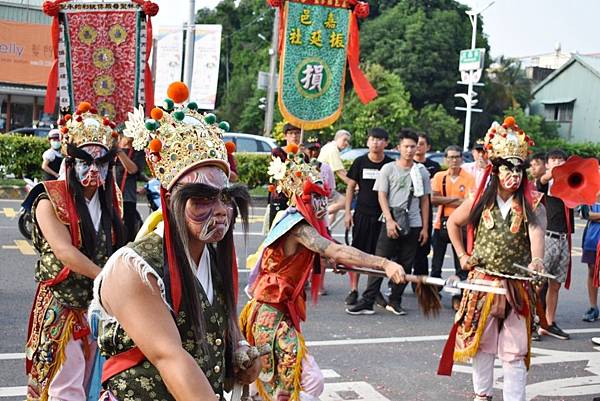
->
[483,116,534,162]
[58,101,118,152]
[267,143,325,204]
[123,82,231,190]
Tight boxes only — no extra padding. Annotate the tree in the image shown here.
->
[339,64,415,147]
[414,104,463,149]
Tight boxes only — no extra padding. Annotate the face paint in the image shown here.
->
[312,195,328,220]
[498,164,523,192]
[185,191,234,243]
[74,145,109,187]
[177,165,229,188]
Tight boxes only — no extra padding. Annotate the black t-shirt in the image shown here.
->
[536,180,575,233]
[419,158,441,178]
[348,153,394,217]
[115,148,146,203]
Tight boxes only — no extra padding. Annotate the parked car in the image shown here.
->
[222,133,277,153]
[426,150,474,166]
[6,127,52,138]
[340,148,401,161]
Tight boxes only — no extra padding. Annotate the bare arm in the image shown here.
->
[431,191,461,206]
[35,199,101,279]
[344,178,357,229]
[528,204,547,271]
[116,150,139,174]
[447,198,474,268]
[289,223,405,283]
[589,211,600,222]
[418,195,430,245]
[336,169,351,185]
[41,159,59,178]
[101,260,215,400]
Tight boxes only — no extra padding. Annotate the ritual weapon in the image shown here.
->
[230,344,271,401]
[512,263,557,280]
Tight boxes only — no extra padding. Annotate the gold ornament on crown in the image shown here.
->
[267,143,322,204]
[58,101,118,152]
[483,116,534,161]
[122,82,231,190]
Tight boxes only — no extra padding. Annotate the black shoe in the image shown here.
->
[375,292,388,308]
[385,302,407,316]
[345,299,375,315]
[541,323,570,340]
[531,330,541,342]
[345,290,358,306]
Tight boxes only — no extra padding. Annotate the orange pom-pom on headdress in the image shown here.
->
[167,82,190,104]
[285,143,299,154]
[503,116,516,128]
[225,141,236,154]
[77,101,91,113]
[150,107,164,120]
[148,138,162,153]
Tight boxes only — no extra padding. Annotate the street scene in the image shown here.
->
[2,200,600,401]
[2,0,600,400]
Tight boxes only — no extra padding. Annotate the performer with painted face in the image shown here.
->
[90,82,260,400]
[240,144,406,401]
[26,102,125,401]
[437,117,547,401]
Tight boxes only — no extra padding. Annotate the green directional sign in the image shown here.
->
[459,48,485,71]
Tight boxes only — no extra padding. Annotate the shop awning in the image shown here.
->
[541,97,576,104]
[0,83,46,97]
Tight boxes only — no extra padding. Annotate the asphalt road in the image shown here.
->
[2,198,600,401]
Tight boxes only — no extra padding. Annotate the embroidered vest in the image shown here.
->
[472,204,531,277]
[98,233,229,399]
[31,182,112,309]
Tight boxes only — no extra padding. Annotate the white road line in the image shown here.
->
[321,369,341,379]
[0,386,26,397]
[321,381,390,401]
[0,353,24,360]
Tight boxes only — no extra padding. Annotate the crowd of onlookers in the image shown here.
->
[269,123,600,340]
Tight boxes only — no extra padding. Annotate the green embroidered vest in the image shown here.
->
[99,233,229,399]
[471,204,531,277]
[32,192,109,309]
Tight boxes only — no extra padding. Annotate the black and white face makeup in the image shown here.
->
[74,144,109,188]
[498,159,524,193]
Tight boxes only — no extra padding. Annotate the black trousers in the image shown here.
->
[430,228,468,281]
[351,212,382,253]
[122,201,139,243]
[362,226,420,306]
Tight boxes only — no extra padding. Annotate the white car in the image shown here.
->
[222,133,277,153]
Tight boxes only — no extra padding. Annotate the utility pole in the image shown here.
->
[183,0,196,91]
[263,10,280,137]
[456,1,494,151]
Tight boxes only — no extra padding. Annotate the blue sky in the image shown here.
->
[156,0,599,58]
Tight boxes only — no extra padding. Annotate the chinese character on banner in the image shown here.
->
[269,0,376,130]
[42,0,158,123]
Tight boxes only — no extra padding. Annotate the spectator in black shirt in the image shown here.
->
[115,133,146,243]
[412,132,440,281]
[536,149,574,340]
[342,128,393,305]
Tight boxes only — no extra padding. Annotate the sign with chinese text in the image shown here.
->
[190,24,222,110]
[0,20,53,86]
[459,48,485,71]
[278,1,351,129]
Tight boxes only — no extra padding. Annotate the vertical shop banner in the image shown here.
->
[43,1,157,123]
[0,20,53,86]
[190,25,222,110]
[275,0,375,130]
[153,26,184,106]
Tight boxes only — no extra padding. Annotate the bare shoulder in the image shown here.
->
[289,222,331,254]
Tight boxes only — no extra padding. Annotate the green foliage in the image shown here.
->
[501,107,559,145]
[0,135,48,179]
[234,152,271,189]
[414,104,462,149]
[340,64,415,147]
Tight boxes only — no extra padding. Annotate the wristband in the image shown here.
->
[531,257,544,265]
[457,252,468,259]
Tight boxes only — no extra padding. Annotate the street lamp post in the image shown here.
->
[183,0,196,91]
[264,10,279,137]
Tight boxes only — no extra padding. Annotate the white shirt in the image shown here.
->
[42,148,62,162]
[85,190,101,232]
[496,195,514,220]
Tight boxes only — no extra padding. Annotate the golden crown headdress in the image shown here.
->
[123,82,231,190]
[483,116,534,161]
[267,143,322,204]
[58,101,118,152]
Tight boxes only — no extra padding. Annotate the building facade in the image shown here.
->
[0,0,52,132]
[530,55,600,143]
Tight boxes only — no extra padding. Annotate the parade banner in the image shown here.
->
[274,0,375,130]
[0,20,53,86]
[190,24,222,110]
[43,0,158,123]
[153,26,184,106]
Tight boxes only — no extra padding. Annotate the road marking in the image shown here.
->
[0,353,24,360]
[0,386,26,397]
[1,240,36,255]
[1,208,16,218]
[321,381,390,401]
[321,369,341,379]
